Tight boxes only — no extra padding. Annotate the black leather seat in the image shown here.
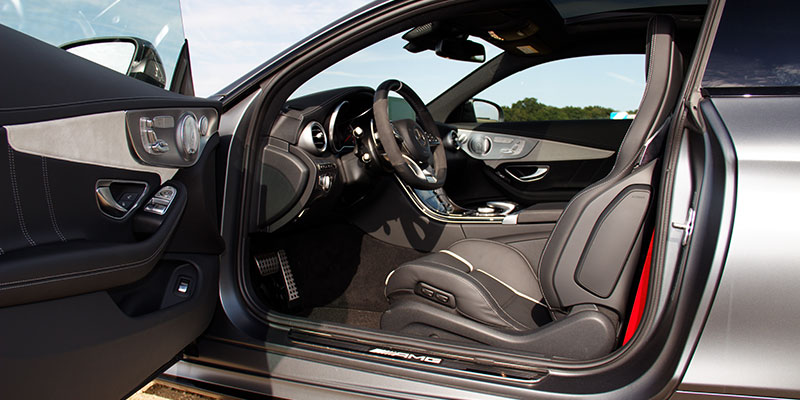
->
[381,16,684,359]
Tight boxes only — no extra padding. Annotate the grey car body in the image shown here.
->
[0,0,797,399]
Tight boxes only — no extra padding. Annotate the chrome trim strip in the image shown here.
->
[298,121,328,155]
[7,111,177,182]
[396,177,505,224]
[164,356,532,399]
[505,165,550,182]
[502,213,519,225]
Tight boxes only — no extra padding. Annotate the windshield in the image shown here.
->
[292,33,503,103]
[0,0,186,87]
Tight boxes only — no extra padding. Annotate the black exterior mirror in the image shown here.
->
[435,38,485,63]
[471,99,504,122]
[447,98,505,123]
[61,37,167,88]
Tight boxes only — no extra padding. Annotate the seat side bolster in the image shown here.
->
[385,262,532,330]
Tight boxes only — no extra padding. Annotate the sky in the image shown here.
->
[180,0,645,110]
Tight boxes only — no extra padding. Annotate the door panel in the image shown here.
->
[0,23,222,400]
[445,119,629,206]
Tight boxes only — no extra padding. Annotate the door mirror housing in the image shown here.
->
[448,98,505,123]
[472,99,504,122]
[62,37,167,89]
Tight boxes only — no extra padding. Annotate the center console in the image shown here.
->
[401,179,567,226]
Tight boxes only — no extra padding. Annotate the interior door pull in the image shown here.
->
[95,180,149,220]
[505,165,550,182]
[96,187,128,212]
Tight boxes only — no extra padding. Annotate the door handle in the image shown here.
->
[505,165,549,182]
[96,187,128,213]
[95,180,149,220]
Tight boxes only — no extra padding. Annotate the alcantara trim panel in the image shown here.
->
[6,111,176,181]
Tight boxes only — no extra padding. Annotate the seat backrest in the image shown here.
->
[537,16,683,317]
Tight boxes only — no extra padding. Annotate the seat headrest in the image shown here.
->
[617,16,682,172]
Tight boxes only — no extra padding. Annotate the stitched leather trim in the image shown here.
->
[439,249,474,271]
[474,269,546,307]
[386,263,530,330]
[41,157,66,242]
[8,145,36,247]
[450,238,537,282]
[0,242,164,291]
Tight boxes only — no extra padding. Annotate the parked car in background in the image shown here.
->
[2,0,799,398]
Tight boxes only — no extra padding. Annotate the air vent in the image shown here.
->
[299,121,328,155]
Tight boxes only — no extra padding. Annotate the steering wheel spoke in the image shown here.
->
[373,79,446,189]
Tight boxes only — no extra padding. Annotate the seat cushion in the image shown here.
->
[384,239,546,331]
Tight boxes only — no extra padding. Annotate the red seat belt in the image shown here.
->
[623,233,654,345]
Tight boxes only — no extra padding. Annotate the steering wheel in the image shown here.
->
[373,80,447,190]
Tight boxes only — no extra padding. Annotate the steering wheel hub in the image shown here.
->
[392,119,431,168]
[372,79,447,189]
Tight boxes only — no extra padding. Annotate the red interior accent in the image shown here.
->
[623,233,654,345]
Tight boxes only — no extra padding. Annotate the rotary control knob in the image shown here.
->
[468,135,492,156]
[319,175,333,191]
[477,206,496,215]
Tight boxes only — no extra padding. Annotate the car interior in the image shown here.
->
[238,0,706,362]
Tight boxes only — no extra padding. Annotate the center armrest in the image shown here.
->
[516,202,567,224]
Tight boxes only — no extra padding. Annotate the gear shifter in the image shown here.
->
[486,201,517,215]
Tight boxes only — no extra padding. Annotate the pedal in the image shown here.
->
[254,250,300,309]
[254,252,281,276]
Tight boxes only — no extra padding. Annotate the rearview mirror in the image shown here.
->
[435,38,485,63]
[62,37,167,88]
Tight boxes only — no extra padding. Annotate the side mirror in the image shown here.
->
[446,98,505,123]
[435,38,486,63]
[471,99,504,122]
[61,37,167,88]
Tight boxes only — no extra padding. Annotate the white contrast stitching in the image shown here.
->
[475,269,547,307]
[8,146,36,247]
[42,157,66,242]
[439,250,474,271]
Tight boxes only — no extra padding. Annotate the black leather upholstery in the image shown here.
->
[385,239,545,330]
[382,16,684,357]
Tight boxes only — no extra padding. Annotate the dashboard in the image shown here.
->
[256,87,379,232]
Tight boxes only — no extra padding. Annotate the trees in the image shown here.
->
[501,97,618,122]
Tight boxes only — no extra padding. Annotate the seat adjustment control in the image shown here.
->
[416,282,456,308]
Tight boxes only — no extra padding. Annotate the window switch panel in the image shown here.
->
[143,185,177,215]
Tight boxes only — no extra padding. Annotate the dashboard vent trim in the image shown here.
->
[299,121,328,155]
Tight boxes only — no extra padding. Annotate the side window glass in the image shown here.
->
[472,54,645,122]
[0,0,186,90]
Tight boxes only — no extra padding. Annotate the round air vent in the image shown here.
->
[299,121,328,155]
